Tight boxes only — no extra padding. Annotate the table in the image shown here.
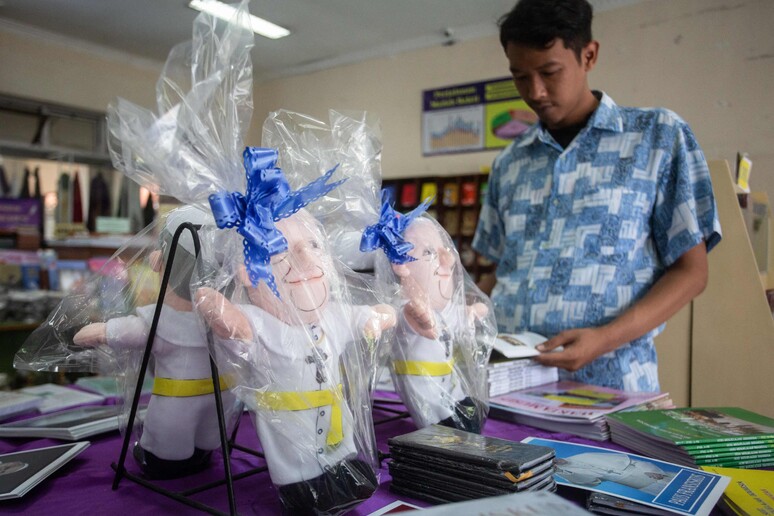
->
[0,395,631,515]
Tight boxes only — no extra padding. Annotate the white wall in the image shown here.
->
[2,0,772,196]
[252,0,774,195]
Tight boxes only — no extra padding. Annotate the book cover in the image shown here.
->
[0,442,89,500]
[0,391,42,421]
[699,466,774,516]
[17,383,105,414]
[607,407,774,446]
[587,492,673,516]
[390,446,554,486]
[387,424,555,474]
[0,405,124,440]
[491,381,667,422]
[523,437,730,516]
[491,332,547,359]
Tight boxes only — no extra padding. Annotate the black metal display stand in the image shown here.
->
[110,222,266,516]
[372,397,410,425]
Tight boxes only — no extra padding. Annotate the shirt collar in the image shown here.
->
[515,91,623,149]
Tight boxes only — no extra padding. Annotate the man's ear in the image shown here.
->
[582,40,599,71]
[392,263,410,278]
[149,250,163,273]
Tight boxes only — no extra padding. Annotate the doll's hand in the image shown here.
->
[403,299,438,340]
[363,304,398,341]
[466,302,489,327]
[73,323,108,347]
[195,287,253,341]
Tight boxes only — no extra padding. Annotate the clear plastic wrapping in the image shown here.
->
[196,206,395,513]
[365,194,497,433]
[16,3,391,513]
[14,3,257,482]
[262,110,383,271]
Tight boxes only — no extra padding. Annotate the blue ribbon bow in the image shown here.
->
[360,189,433,264]
[209,147,345,296]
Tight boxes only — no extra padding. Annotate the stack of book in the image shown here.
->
[488,332,558,397]
[607,407,774,469]
[489,381,673,441]
[387,425,556,505]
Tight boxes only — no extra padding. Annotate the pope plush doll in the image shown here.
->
[73,204,242,479]
[362,192,495,433]
[196,148,395,515]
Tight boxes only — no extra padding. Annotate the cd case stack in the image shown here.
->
[387,425,557,505]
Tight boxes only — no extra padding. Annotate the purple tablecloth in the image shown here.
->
[0,393,630,515]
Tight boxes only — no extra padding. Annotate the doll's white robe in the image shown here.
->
[391,302,468,428]
[106,305,238,461]
[233,302,373,486]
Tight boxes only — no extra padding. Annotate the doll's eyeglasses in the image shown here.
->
[417,245,454,262]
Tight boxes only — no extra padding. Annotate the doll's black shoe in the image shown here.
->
[132,443,212,480]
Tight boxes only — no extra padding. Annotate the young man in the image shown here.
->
[472,0,722,392]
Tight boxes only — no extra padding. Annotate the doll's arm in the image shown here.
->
[402,299,438,340]
[195,287,253,341]
[363,303,397,341]
[73,323,108,347]
[73,317,149,349]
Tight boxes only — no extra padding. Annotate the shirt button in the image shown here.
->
[318,448,324,454]
[320,410,325,416]
[318,428,323,435]
[552,199,559,206]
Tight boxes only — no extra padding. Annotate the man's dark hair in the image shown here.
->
[499,0,593,60]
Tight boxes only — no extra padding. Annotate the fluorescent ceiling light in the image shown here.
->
[188,0,290,40]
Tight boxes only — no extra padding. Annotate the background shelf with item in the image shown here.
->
[382,172,494,284]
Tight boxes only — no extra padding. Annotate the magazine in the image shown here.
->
[491,381,670,423]
[492,332,548,359]
[17,383,105,414]
[0,391,42,421]
[523,437,730,516]
[0,405,142,440]
[0,442,89,500]
[700,466,774,516]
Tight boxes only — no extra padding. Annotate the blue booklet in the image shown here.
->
[522,437,730,516]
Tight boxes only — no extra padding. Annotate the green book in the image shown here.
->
[607,407,774,446]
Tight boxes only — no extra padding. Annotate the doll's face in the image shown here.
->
[398,220,456,310]
[245,213,331,325]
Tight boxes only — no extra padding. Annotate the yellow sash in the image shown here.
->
[255,384,343,446]
[152,375,231,397]
[393,359,454,376]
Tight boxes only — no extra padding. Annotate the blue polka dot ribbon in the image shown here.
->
[209,147,345,296]
[360,189,433,264]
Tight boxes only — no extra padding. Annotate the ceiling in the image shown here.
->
[0,0,647,83]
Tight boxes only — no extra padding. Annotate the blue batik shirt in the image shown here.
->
[472,92,722,392]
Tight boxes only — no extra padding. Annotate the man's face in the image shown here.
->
[400,220,456,311]
[506,38,596,130]
[246,213,331,324]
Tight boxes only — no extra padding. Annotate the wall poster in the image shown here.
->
[422,78,537,156]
